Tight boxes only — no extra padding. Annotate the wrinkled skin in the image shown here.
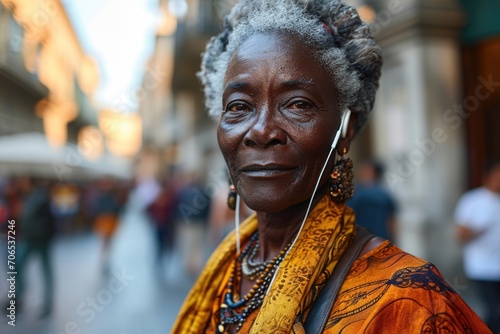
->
[218,31,355,260]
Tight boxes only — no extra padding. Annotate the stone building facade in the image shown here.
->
[0,0,99,147]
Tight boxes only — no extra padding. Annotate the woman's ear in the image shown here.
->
[337,111,357,155]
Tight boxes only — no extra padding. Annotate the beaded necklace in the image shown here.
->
[241,235,270,280]
[217,232,291,333]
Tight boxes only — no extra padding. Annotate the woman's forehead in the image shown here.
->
[224,32,331,85]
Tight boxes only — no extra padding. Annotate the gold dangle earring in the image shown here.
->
[329,148,354,203]
[227,184,237,210]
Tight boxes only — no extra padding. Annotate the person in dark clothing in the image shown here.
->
[174,174,211,278]
[147,179,178,267]
[16,178,56,318]
[348,160,397,241]
[93,178,124,275]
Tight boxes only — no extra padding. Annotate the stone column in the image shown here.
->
[369,0,465,275]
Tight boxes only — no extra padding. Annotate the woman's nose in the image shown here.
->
[243,108,287,148]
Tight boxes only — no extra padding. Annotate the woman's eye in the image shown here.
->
[288,101,313,110]
[226,102,250,112]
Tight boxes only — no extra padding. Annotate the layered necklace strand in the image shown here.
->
[217,232,291,333]
[241,235,270,280]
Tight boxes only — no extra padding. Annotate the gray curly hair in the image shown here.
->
[199,0,382,133]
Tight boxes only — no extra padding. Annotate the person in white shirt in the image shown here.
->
[455,160,500,333]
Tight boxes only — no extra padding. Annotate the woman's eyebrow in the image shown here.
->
[224,81,250,92]
[281,78,316,89]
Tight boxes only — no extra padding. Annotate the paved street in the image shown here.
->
[0,206,194,334]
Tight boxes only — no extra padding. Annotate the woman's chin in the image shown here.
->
[245,199,288,213]
[239,188,304,214]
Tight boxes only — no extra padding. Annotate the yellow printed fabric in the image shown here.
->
[172,194,490,333]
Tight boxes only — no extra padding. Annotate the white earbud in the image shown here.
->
[341,109,351,139]
[331,109,351,149]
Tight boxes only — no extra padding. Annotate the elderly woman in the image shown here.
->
[173,0,489,333]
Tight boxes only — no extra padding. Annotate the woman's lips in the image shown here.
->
[240,164,297,177]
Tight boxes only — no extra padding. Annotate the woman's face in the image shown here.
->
[218,32,341,213]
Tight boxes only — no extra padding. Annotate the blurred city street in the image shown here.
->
[0,0,499,332]
[0,204,193,334]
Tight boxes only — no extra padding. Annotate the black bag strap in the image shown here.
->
[302,226,376,333]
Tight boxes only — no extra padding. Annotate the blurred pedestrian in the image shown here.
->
[174,172,210,278]
[455,160,500,333]
[93,178,124,275]
[50,182,80,233]
[4,178,23,223]
[147,178,178,268]
[16,177,56,318]
[348,159,397,241]
[81,181,100,229]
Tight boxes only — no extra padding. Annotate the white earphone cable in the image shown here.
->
[235,194,241,255]
[265,110,350,293]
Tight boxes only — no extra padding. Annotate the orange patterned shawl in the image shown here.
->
[172,194,490,333]
[318,242,490,333]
